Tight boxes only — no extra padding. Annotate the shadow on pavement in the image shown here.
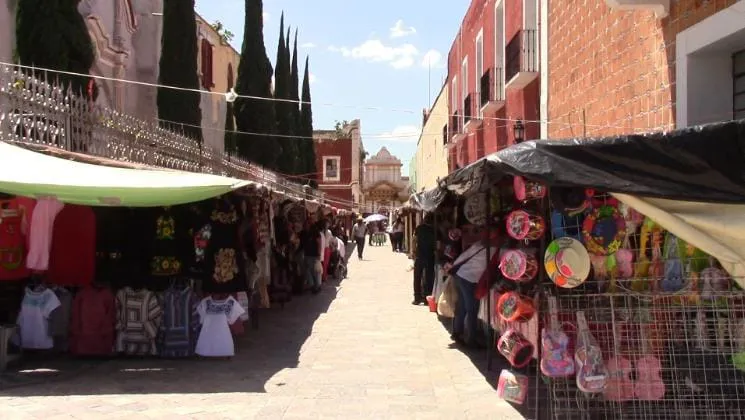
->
[0,279,341,396]
[436,316,549,420]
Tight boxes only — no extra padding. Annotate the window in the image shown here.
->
[450,75,458,132]
[461,57,468,124]
[442,124,448,145]
[200,39,214,90]
[475,30,483,117]
[227,63,234,89]
[495,0,505,88]
[323,156,341,181]
[735,50,745,120]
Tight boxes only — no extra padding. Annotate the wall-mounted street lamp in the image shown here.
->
[513,119,525,144]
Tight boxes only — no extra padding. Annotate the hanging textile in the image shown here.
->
[157,285,200,358]
[69,285,116,356]
[195,296,245,357]
[202,199,246,293]
[115,288,163,355]
[0,197,33,280]
[26,197,64,271]
[48,205,96,286]
[15,287,60,349]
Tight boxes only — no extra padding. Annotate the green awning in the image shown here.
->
[0,142,250,207]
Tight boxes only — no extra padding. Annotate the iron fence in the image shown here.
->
[0,64,322,201]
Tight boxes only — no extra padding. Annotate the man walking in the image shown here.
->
[352,218,367,260]
[412,213,437,305]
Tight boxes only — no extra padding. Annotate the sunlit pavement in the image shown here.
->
[0,244,524,419]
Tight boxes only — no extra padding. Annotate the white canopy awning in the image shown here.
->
[0,142,251,207]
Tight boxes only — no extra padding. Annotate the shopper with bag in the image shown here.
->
[447,229,501,347]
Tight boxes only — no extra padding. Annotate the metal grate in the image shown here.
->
[543,193,745,419]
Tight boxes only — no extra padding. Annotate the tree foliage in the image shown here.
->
[15,0,95,95]
[210,20,234,43]
[157,0,203,142]
[299,56,317,181]
[234,0,278,167]
[272,13,298,173]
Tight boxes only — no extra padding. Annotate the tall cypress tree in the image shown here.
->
[290,29,302,174]
[234,0,277,167]
[16,0,95,95]
[273,14,298,173]
[300,56,317,182]
[157,0,203,142]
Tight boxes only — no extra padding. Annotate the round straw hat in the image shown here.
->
[544,237,591,288]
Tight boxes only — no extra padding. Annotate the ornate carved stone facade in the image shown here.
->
[361,147,409,214]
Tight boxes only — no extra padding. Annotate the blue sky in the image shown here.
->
[194,0,466,174]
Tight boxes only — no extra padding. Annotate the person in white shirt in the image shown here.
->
[447,230,502,347]
[351,218,367,260]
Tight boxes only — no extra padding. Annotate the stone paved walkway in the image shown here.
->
[0,244,525,419]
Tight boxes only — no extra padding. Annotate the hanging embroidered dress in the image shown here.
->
[195,296,245,357]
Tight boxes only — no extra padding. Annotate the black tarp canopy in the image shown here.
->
[407,118,745,285]
[411,119,745,209]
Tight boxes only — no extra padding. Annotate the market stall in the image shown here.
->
[0,142,336,370]
[412,119,745,419]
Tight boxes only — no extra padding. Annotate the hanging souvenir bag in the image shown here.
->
[497,329,535,368]
[647,231,665,292]
[499,249,539,283]
[631,218,662,291]
[513,176,546,202]
[701,257,731,301]
[497,292,535,323]
[496,369,530,405]
[634,308,665,400]
[550,211,584,242]
[574,311,608,393]
[661,233,685,292]
[505,210,546,241]
[604,322,634,402]
[540,296,575,377]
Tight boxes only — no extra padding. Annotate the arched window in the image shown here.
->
[227,63,234,89]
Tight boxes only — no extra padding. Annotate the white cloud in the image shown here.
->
[309,73,317,85]
[389,20,417,38]
[301,42,316,49]
[263,12,270,21]
[329,40,419,69]
[380,125,421,143]
[421,49,444,68]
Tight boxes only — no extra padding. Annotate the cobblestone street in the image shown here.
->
[0,244,524,419]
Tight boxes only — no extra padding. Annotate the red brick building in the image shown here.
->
[548,0,744,139]
[313,120,364,211]
[446,0,541,171]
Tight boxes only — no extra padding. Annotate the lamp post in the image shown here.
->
[513,119,525,144]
